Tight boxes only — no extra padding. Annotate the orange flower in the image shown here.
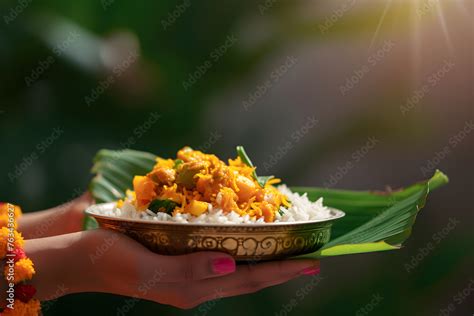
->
[0,226,9,258]
[1,299,41,316]
[0,203,22,223]
[4,258,35,283]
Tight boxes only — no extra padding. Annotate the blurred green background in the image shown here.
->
[0,0,473,315]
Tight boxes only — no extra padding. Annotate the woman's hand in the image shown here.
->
[25,229,320,309]
[18,192,93,239]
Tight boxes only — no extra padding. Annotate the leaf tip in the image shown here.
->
[428,169,449,191]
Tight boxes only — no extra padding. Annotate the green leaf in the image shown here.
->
[82,213,99,230]
[293,170,449,258]
[307,241,399,257]
[256,175,275,188]
[236,145,253,168]
[85,149,157,230]
[148,199,178,214]
[86,148,448,259]
[236,146,274,187]
[89,149,157,203]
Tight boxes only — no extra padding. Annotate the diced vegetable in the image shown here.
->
[133,176,157,210]
[236,175,256,201]
[176,161,207,189]
[148,167,176,184]
[184,200,208,216]
[261,202,275,222]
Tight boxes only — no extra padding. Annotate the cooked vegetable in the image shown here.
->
[132,176,157,210]
[114,147,289,222]
[176,161,207,189]
[184,200,209,216]
[173,159,184,169]
[148,166,176,184]
[235,175,257,202]
[148,199,178,214]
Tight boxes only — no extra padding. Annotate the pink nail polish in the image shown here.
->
[300,266,320,275]
[212,258,235,275]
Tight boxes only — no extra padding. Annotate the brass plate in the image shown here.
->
[86,203,345,261]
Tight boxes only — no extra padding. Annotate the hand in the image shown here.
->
[18,192,93,239]
[25,229,320,309]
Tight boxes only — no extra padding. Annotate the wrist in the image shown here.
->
[24,231,98,300]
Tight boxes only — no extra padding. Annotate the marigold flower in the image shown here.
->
[1,298,41,316]
[0,226,10,258]
[4,258,35,283]
[0,203,22,228]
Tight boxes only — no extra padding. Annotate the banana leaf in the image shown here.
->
[86,149,448,258]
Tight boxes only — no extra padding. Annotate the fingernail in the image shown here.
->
[212,258,235,275]
[300,266,320,276]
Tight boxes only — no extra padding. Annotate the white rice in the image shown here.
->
[101,185,332,224]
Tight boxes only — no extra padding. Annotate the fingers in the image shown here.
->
[141,251,236,283]
[18,192,94,238]
[61,192,94,233]
[77,191,94,205]
[63,192,94,213]
[45,191,93,220]
[164,259,320,309]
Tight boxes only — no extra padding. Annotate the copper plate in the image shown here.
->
[86,203,345,261]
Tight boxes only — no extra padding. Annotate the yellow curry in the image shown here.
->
[120,147,290,222]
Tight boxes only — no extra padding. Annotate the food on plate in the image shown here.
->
[108,146,331,224]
